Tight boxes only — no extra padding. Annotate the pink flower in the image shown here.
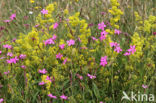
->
[39,81,45,85]
[128,45,136,54]
[34,24,40,28]
[14,56,19,61]
[114,46,122,53]
[48,94,57,99]
[88,23,94,27]
[67,39,75,46]
[44,35,57,46]
[59,44,65,49]
[6,56,19,64]
[0,57,5,60]
[38,68,47,74]
[46,76,52,82]
[76,74,83,80]
[87,74,96,79]
[98,22,106,31]
[10,13,16,20]
[110,42,119,47]
[19,54,26,59]
[56,53,63,59]
[0,51,2,55]
[100,102,103,103]
[7,52,13,57]
[21,65,26,69]
[110,42,122,53]
[4,70,10,75]
[60,94,68,100]
[142,84,148,89]
[41,9,48,14]
[100,56,107,67]
[101,12,106,15]
[78,37,81,42]
[101,31,108,35]
[53,22,59,29]
[114,29,121,35]
[6,59,12,64]
[91,36,98,41]
[63,58,67,64]
[124,45,136,56]
[52,34,57,40]
[3,20,10,23]
[99,31,108,41]
[0,98,4,103]
[3,44,12,49]
[124,52,131,56]
[44,38,55,46]
[99,35,106,41]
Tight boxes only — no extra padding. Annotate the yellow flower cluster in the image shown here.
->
[108,0,123,29]
[130,32,144,61]
[0,1,155,102]
[41,75,51,91]
[30,0,35,3]
[36,3,57,25]
[66,12,91,46]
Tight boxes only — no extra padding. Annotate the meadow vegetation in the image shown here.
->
[0,0,155,103]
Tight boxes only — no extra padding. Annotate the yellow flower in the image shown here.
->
[30,0,35,3]
[64,9,69,15]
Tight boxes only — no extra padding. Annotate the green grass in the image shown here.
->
[0,0,155,40]
[0,0,155,103]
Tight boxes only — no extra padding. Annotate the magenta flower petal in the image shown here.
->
[3,44,12,49]
[53,22,59,29]
[52,34,57,40]
[91,36,98,41]
[63,58,67,64]
[56,53,63,59]
[114,46,122,53]
[98,22,106,31]
[60,94,68,100]
[87,74,96,79]
[100,56,107,67]
[59,44,65,49]
[21,65,26,69]
[44,38,55,46]
[67,39,75,46]
[19,54,26,59]
[7,52,13,57]
[39,81,45,85]
[46,76,52,82]
[4,70,10,75]
[10,13,16,20]
[0,98,4,103]
[124,45,136,56]
[38,68,47,74]
[114,29,121,35]
[3,20,10,23]
[6,56,19,64]
[41,9,48,14]
[48,93,57,99]
[76,74,83,80]
[142,84,148,89]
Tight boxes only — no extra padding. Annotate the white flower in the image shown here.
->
[29,11,33,14]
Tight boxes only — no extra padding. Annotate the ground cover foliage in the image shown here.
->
[0,0,156,103]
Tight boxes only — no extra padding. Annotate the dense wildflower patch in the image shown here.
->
[0,0,156,102]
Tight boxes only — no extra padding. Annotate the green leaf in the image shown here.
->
[92,82,100,99]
